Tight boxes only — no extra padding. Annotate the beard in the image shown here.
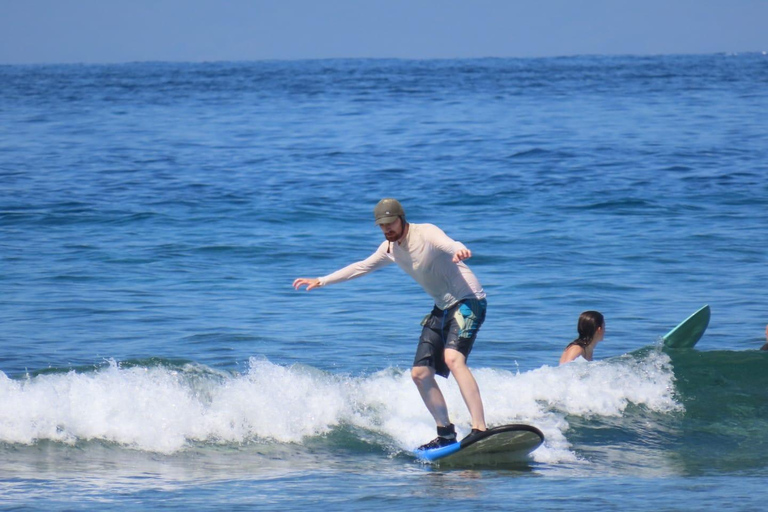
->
[384,229,402,242]
[383,221,404,242]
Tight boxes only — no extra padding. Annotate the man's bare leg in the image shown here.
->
[445,348,486,431]
[411,366,451,426]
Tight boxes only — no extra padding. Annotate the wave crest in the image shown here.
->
[0,351,681,461]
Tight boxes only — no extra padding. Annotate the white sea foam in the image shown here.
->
[0,351,680,461]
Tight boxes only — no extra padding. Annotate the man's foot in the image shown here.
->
[417,436,458,450]
[460,428,487,445]
[417,423,457,451]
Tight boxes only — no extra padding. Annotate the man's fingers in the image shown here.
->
[453,249,472,263]
[293,278,319,290]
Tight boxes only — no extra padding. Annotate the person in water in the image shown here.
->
[559,311,605,364]
[761,325,768,351]
[293,198,488,450]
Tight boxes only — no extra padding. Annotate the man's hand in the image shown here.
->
[293,278,321,291]
[452,249,472,263]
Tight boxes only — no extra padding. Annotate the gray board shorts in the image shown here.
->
[413,297,487,378]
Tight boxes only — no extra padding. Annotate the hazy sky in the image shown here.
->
[1,0,766,64]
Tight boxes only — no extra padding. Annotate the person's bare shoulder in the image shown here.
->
[559,345,584,365]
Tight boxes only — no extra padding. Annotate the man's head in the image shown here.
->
[374,198,406,242]
[374,198,405,225]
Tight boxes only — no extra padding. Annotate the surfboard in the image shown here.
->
[662,304,710,349]
[413,424,544,466]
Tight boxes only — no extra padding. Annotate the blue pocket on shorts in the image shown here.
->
[457,299,486,339]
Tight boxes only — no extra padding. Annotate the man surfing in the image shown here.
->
[293,198,488,450]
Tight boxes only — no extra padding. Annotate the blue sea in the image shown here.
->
[1,54,767,510]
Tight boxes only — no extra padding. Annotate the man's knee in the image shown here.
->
[444,349,466,371]
[411,366,434,386]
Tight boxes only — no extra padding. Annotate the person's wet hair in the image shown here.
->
[569,311,605,349]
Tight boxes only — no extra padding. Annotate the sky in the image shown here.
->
[0,0,767,64]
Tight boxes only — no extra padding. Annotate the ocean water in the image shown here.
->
[1,54,767,510]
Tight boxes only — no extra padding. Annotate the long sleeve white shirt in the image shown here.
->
[318,223,485,310]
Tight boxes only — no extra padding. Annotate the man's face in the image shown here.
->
[379,217,403,242]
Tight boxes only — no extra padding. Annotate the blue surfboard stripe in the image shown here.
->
[414,442,462,461]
